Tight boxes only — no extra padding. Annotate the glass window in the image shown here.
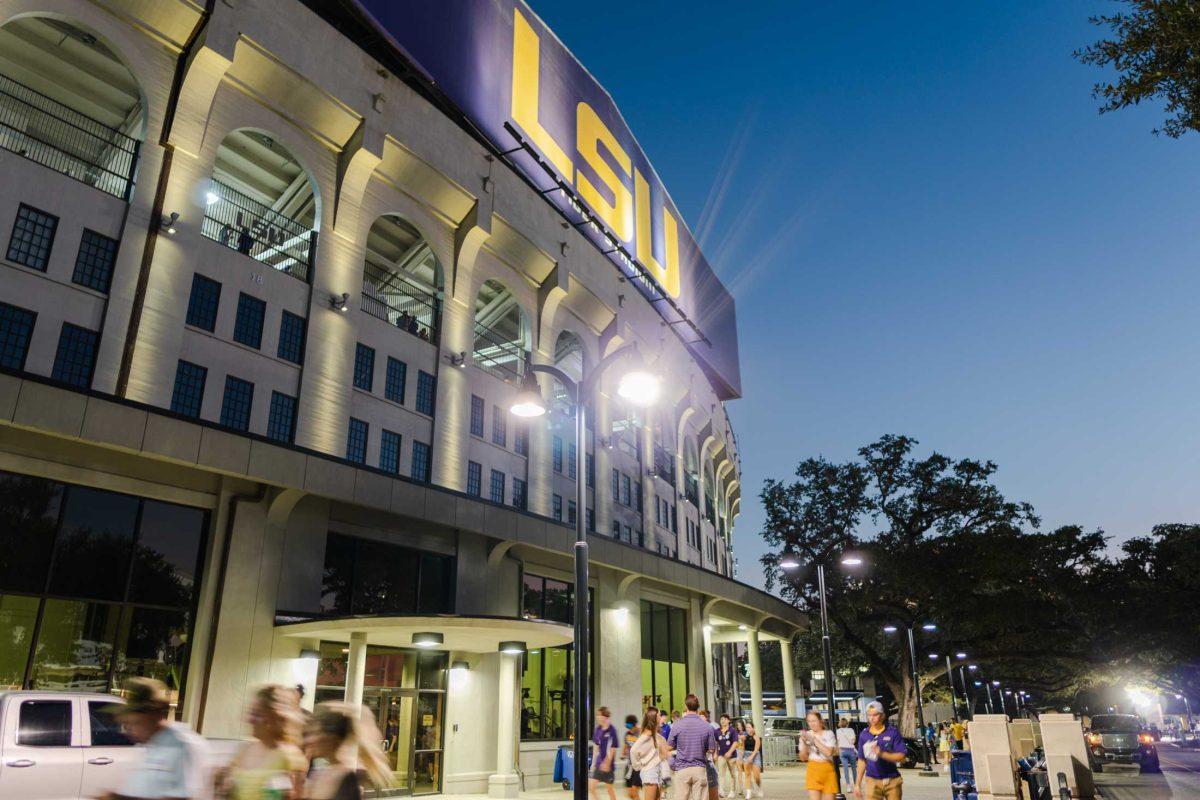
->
[466,461,482,497]
[51,323,99,388]
[72,229,119,293]
[277,311,306,364]
[0,473,62,593]
[415,371,436,415]
[320,533,356,615]
[640,599,689,716]
[354,537,418,615]
[129,501,205,606]
[520,576,591,741]
[185,274,221,331]
[514,423,527,456]
[622,474,632,507]
[88,701,132,746]
[219,375,254,431]
[28,599,121,690]
[380,430,402,475]
[267,391,297,443]
[170,360,207,418]
[0,594,40,689]
[611,469,619,502]
[411,441,431,483]
[492,405,506,447]
[112,606,191,694]
[552,494,562,521]
[50,486,138,601]
[512,478,527,510]
[385,357,406,404]
[17,700,71,746]
[470,395,484,437]
[7,204,58,271]
[354,343,375,391]
[490,470,505,504]
[568,444,577,479]
[568,500,577,525]
[553,437,563,473]
[346,418,368,464]
[417,553,453,614]
[0,301,37,371]
[232,293,266,349]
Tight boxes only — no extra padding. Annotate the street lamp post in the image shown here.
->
[983,681,995,714]
[958,666,974,720]
[905,626,937,774]
[511,344,660,800]
[1176,694,1193,738]
[944,656,960,722]
[995,682,1007,717]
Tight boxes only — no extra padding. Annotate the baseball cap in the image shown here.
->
[106,677,171,717]
[865,701,885,716]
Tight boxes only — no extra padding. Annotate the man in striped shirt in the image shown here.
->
[667,694,718,800]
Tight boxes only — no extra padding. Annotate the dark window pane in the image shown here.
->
[49,486,138,601]
[112,607,190,694]
[277,311,306,364]
[28,599,121,690]
[353,343,375,391]
[522,574,543,619]
[669,607,687,663]
[266,391,297,444]
[219,375,254,431]
[88,701,132,746]
[185,274,221,331]
[7,204,58,271]
[640,600,653,660]
[51,323,99,388]
[466,461,481,497]
[232,293,265,349]
[543,579,571,624]
[0,301,37,371]
[321,534,355,615]
[346,418,368,464]
[385,357,406,404]
[415,371,436,415]
[411,441,431,483]
[129,501,205,606]
[380,430,402,475]
[0,594,40,689]
[170,361,206,419]
[72,229,119,293]
[417,553,452,613]
[470,395,484,437]
[0,473,63,593]
[353,539,418,614]
[17,700,71,746]
[417,651,447,691]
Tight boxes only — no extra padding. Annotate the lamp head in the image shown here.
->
[510,370,547,418]
[616,368,660,406]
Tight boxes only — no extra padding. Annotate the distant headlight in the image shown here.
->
[1138,733,1154,745]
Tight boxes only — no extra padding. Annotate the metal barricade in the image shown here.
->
[762,734,799,767]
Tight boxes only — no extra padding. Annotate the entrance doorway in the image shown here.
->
[316,644,446,795]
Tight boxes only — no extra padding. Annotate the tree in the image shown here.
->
[760,436,1111,733]
[1076,1,1200,137]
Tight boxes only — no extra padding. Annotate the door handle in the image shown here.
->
[5,759,35,767]
[87,757,114,765]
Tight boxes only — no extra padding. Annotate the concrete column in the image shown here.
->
[344,631,368,708]
[430,297,472,490]
[489,652,521,798]
[593,390,614,535]
[780,639,797,717]
[746,629,765,735]
[525,357,553,516]
[701,621,714,711]
[640,423,655,549]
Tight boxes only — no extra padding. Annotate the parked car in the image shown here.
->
[1084,713,1160,773]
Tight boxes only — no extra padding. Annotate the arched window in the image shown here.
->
[473,278,529,383]
[703,460,716,523]
[0,17,144,199]
[202,129,318,281]
[362,214,442,342]
[683,438,699,505]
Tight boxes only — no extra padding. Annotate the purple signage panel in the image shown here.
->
[356,0,741,399]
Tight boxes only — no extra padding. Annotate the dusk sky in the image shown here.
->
[535,0,1200,588]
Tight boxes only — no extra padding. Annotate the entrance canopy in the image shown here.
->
[275,614,573,653]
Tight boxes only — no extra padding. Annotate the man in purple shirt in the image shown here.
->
[667,694,718,800]
[855,701,907,799]
[590,706,620,800]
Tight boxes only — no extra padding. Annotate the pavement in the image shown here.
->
[1093,741,1200,799]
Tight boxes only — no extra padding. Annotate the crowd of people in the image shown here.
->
[95,677,392,800]
[589,696,908,800]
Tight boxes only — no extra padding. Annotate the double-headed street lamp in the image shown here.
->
[884,622,937,775]
[781,550,861,800]
[510,344,660,800]
[1176,694,1193,736]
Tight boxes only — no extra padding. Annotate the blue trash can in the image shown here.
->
[555,745,591,790]
[949,750,976,800]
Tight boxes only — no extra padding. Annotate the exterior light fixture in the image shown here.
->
[444,351,466,368]
[882,625,898,634]
[205,190,220,205]
[330,292,350,312]
[299,648,320,660]
[616,369,660,406]
[703,624,713,633]
[974,681,983,687]
[412,632,443,648]
[450,660,471,671]
[498,640,526,654]
[738,624,748,631]
[928,653,939,660]
[968,664,978,671]
[921,623,937,631]
[510,371,547,418]
[161,212,179,234]
[992,680,1001,686]
[956,652,967,659]
[779,554,801,570]
[840,555,864,567]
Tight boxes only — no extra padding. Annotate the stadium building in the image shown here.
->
[0,0,805,794]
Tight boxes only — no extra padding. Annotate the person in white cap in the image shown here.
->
[854,701,906,800]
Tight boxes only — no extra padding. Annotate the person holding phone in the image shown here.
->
[799,711,838,800]
[854,702,906,800]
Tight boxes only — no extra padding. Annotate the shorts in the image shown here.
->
[741,751,762,767]
[805,760,839,793]
[640,764,662,785]
[592,768,615,784]
[627,768,643,788]
[863,775,903,800]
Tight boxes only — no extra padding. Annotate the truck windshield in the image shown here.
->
[1091,716,1140,733]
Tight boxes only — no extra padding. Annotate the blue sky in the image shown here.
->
[532,0,1200,588]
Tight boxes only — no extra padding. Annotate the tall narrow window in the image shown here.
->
[512,478,527,510]
[277,311,306,364]
[553,436,563,473]
[232,293,266,349]
[568,443,577,479]
[411,440,432,483]
[514,424,528,456]
[267,391,297,443]
[185,274,221,332]
[7,204,58,271]
[568,500,577,525]
[353,343,375,392]
[71,230,118,293]
[492,405,507,447]
[470,395,485,437]
[50,323,99,388]
[490,469,505,504]
[612,469,620,502]
[415,371,436,415]
[219,376,254,431]
[552,494,563,521]
[385,357,407,404]
[0,302,36,371]
[466,461,482,497]
[170,361,207,418]
[380,430,402,475]
[346,418,368,464]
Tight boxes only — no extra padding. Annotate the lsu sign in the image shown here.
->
[356,0,741,399]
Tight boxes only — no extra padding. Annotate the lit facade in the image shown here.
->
[0,0,804,795]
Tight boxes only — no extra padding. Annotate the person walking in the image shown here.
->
[950,719,965,752]
[590,706,621,800]
[715,714,741,798]
[739,721,762,799]
[937,724,951,770]
[853,701,906,800]
[631,709,672,800]
[217,684,307,799]
[732,720,748,792]
[835,718,857,789]
[666,695,718,800]
[624,714,643,800]
[301,702,392,799]
[98,678,207,800]
[799,710,838,800]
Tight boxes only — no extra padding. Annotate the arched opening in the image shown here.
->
[552,329,583,409]
[651,411,676,486]
[0,16,144,199]
[472,278,529,383]
[362,214,443,342]
[202,129,318,282]
[683,438,699,505]
[703,459,716,524]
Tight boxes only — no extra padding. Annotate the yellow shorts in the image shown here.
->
[805,760,839,793]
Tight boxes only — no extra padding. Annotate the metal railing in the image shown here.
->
[653,444,676,486]
[201,179,316,282]
[0,72,139,200]
[361,261,440,342]
[472,320,527,384]
[763,734,801,766]
[684,473,699,506]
